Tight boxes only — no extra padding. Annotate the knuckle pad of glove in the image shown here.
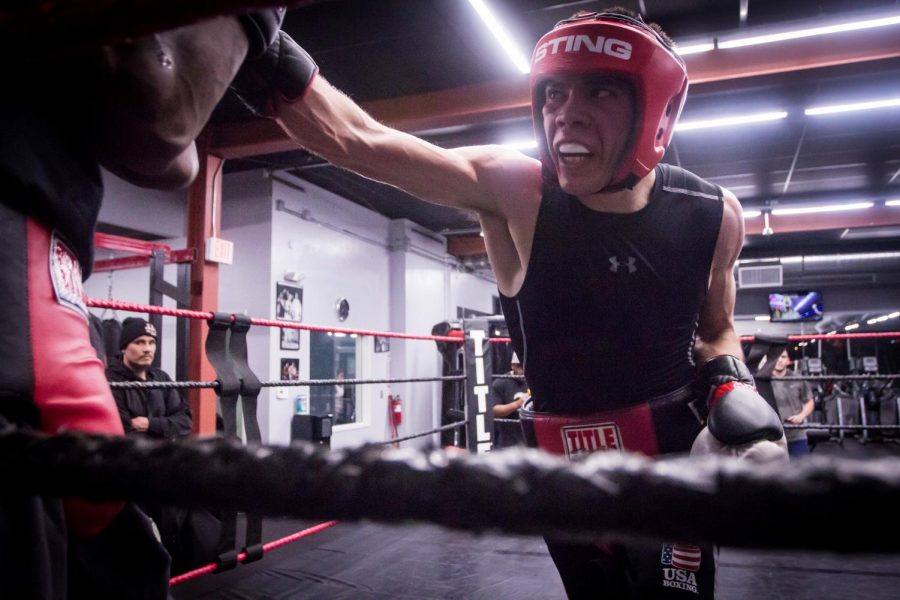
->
[239,8,287,58]
[691,428,788,462]
[708,386,784,445]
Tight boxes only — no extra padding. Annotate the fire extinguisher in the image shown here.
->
[388,395,403,447]
[390,395,403,426]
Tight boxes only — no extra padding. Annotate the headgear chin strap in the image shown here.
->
[530,12,688,192]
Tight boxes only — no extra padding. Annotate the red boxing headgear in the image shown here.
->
[530,12,688,191]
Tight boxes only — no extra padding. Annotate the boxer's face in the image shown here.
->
[123,335,157,371]
[542,74,635,196]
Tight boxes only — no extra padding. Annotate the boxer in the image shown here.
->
[0,8,283,598]
[230,7,787,598]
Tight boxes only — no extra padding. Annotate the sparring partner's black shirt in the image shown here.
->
[0,60,103,277]
[499,164,723,413]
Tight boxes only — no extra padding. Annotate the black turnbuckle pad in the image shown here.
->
[241,543,265,564]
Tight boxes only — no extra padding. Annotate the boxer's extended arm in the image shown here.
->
[233,31,542,293]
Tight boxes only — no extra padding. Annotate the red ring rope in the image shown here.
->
[168,520,340,586]
[85,298,461,342]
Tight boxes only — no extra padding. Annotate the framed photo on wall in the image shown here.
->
[280,327,300,351]
[276,283,303,322]
[374,335,390,353]
[280,358,300,381]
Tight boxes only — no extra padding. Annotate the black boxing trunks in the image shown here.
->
[0,204,124,537]
[521,387,717,599]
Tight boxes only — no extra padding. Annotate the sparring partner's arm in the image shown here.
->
[490,380,525,418]
[691,190,787,459]
[786,384,815,425]
[92,10,283,189]
[231,32,542,294]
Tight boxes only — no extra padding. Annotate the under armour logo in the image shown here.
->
[609,256,637,274]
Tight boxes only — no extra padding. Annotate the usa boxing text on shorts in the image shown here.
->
[533,35,632,62]
[662,569,699,594]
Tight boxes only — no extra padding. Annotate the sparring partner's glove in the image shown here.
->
[690,355,788,461]
[238,7,287,58]
[230,30,318,117]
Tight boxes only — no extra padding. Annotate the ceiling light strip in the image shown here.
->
[467,0,531,74]
[719,15,900,49]
[805,97,900,116]
[771,202,873,216]
[675,111,787,132]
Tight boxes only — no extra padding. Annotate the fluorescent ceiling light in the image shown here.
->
[468,0,531,74]
[743,210,762,218]
[886,199,900,206]
[805,97,900,116]
[719,14,900,49]
[840,225,900,240]
[772,201,873,216]
[676,111,787,131]
[867,318,879,325]
[845,323,860,330]
[676,42,715,56]
[889,312,900,319]
[779,251,900,265]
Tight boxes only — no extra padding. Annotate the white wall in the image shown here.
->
[220,170,276,442]
[98,169,187,239]
[268,174,395,448]
[89,168,498,450]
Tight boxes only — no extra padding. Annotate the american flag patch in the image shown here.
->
[560,422,621,458]
[661,543,701,572]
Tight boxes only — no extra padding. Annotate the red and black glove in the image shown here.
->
[691,355,787,460]
[231,30,318,117]
[238,7,287,58]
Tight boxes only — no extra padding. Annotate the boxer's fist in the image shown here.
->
[238,7,287,58]
[231,30,318,117]
[691,355,788,461]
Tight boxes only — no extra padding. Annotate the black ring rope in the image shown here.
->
[779,374,899,381]
[375,420,468,446]
[492,374,526,380]
[784,423,900,431]
[5,427,900,551]
[108,375,466,390]
[108,381,219,390]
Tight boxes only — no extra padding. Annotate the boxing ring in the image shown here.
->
[2,294,897,596]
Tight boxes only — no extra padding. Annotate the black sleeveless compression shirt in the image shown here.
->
[499,164,724,413]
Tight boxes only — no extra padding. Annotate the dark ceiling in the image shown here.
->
[222,0,900,264]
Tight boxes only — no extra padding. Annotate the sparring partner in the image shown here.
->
[0,8,285,599]
[489,352,529,448]
[230,7,787,598]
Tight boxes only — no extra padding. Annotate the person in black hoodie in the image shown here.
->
[107,317,219,574]
[106,318,191,438]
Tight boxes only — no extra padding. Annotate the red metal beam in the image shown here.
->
[186,141,222,437]
[94,232,171,256]
[93,248,196,273]
[445,207,900,259]
[744,206,900,236]
[209,29,900,159]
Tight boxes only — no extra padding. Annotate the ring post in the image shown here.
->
[462,318,493,454]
